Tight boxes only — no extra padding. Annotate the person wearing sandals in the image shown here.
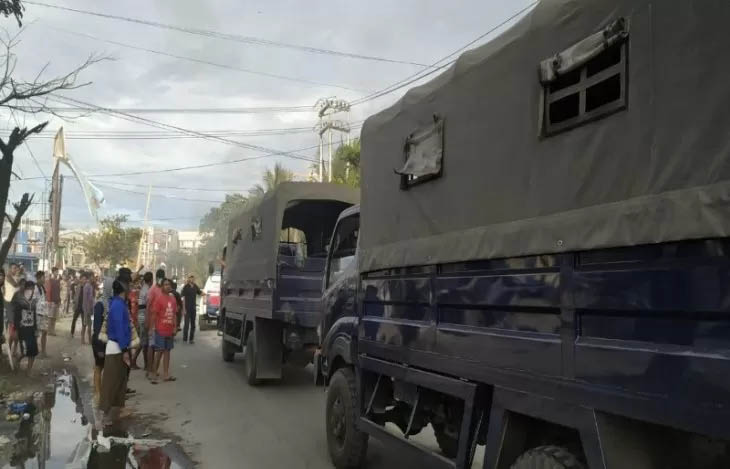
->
[99,280,132,423]
[149,278,178,383]
[11,280,38,374]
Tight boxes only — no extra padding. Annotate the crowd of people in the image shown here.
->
[1,262,205,427]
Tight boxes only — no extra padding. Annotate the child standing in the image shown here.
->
[12,280,38,374]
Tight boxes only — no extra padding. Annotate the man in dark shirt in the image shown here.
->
[181,275,204,344]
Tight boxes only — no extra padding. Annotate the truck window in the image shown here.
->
[540,17,628,136]
[396,115,444,189]
[326,214,359,287]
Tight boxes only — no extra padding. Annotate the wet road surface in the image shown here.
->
[126,329,447,469]
[1,372,193,468]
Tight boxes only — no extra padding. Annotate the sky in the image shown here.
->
[5,0,535,231]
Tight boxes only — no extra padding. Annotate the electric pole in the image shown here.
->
[136,185,152,270]
[314,98,351,182]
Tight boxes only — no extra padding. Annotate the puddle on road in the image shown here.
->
[1,372,193,469]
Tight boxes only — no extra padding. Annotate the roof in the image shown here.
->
[225,182,359,282]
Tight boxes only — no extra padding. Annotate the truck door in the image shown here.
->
[322,212,360,335]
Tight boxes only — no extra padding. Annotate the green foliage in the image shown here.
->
[82,215,142,268]
[0,0,24,26]
[197,163,295,267]
[197,193,249,267]
[310,138,361,187]
[247,163,295,203]
[165,249,207,283]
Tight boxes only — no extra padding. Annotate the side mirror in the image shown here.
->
[208,262,214,275]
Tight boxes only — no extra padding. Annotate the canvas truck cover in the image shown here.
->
[359,0,730,273]
[225,182,359,285]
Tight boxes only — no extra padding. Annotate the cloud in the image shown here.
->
[6,0,533,230]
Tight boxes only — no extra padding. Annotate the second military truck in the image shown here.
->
[220,182,358,384]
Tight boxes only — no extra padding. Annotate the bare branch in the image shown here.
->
[0,29,108,115]
[0,192,33,266]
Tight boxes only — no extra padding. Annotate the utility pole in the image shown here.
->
[136,185,152,270]
[49,159,63,268]
[314,98,351,183]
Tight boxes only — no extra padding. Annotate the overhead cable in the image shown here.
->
[27,1,430,67]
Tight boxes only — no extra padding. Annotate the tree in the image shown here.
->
[0,1,23,26]
[0,8,103,268]
[0,192,32,262]
[309,138,361,187]
[82,215,142,268]
[197,163,296,271]
[247,163,295,202]
[197,193,248,270]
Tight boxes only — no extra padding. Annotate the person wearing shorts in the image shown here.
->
[150,278,177,383]
[12,280,38,374]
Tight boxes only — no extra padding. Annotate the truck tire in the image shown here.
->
[510,446,585,469]
[245,330,260,385]
[432,423,458,458]
[326,368,368,469]
[221,338,236,362]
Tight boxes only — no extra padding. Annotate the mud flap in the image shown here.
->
[253,318,283,380]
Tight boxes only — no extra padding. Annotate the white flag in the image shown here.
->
[52,127,105,222]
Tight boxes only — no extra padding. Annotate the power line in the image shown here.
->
[4,127,315,140]
[351,2,538,106]
[27,1,430,67]
[7,121,365,141]
[46,94,320,164]
[46,25,367,93]
[10,109,47,180]
[6,105,315,114]
[94,182,225,203]
[53,176,248,193]
[88,180,246,193]
[20,141,321,180]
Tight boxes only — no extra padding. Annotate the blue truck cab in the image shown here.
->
[319,1,730,468]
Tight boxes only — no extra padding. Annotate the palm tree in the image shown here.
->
[248,163,295,202]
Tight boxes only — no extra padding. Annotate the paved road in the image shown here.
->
[125,328,436,469]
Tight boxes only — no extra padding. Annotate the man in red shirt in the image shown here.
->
[150,278,177,383]
[145,268,165,379]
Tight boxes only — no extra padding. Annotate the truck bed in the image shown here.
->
[359,238,730,439]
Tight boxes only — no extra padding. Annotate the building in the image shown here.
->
[138,226,179,270]
[1,218,45,270]
[58,229,90,268]
[178,230,202,254]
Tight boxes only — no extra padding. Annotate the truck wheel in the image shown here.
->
[326,368,368,469]
[510,446,585,469]
[245,330,260,385]
[432,423,458,458]
[221,338,236,362]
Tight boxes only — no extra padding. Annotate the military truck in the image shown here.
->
[318,1,730,468]
[220,182,357,384]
